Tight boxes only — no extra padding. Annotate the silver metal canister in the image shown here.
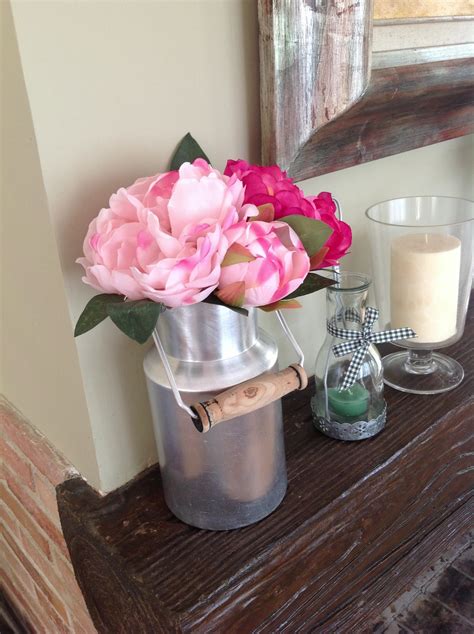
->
[143,303,287,530]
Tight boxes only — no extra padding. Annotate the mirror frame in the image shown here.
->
[259,0,474,181]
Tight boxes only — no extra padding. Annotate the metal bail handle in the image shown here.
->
[152,310,308,433]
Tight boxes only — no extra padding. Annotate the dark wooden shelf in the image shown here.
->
[58,302,473,633]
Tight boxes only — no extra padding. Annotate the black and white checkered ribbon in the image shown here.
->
[327,306,416,390]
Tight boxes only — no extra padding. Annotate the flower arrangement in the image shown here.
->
[75,134,351,342]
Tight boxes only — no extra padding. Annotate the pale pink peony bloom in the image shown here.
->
[217,221,310,307]
[131,219,230,307]
[167,160,249,237]
[78,160,254,307]
[77,187,156,300]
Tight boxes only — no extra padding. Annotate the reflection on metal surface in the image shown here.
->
[143,303,287,530]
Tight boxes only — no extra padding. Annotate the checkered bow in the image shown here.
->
[328,306,416,391]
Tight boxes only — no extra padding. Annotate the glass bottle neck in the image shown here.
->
[326,288,368,331]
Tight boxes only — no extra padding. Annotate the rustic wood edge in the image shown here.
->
[56,391,473,632]
[323,499,473,631]
[288,57,474,181]
[56,475,178,633]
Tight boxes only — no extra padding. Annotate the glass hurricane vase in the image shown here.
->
[366,196,473,394]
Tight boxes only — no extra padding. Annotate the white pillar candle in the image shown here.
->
[390,233,461,344]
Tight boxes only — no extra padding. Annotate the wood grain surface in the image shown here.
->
[289,58,474,181]
[192,364,308,432]
[58,301,473,633]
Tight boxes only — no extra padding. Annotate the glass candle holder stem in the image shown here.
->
[383,349,464,394]
[405,349,436,374]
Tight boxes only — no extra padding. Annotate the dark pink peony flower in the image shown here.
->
[308,192,352,267]
[224,160,315,219]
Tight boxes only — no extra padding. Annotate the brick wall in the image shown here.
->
[0,397,96,633]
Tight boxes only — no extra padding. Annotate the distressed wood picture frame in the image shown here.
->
[258,0,474,181]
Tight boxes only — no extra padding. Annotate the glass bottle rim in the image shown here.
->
[326,271,371,293]
[365,195,474,228]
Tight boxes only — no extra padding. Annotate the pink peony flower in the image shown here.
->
[224,160,351,268]
[217,221,310,307]
[78,160,254,307]
[77,186,159,300]
[132,220,230,308]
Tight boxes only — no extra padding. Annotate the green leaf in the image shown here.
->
[169,133,211,170]
[280,215,333,257]
[309,246,329,270]
[221,243,256,267]
[74,294,124,337]
[107,300,164,344]
[215,282,246,308]
[284,273,336,301]
[251,203,275,223]
[203,293,248,316]
[259,299,302,312]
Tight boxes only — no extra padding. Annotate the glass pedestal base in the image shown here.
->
[382,350,464,395]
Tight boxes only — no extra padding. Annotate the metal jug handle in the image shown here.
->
[152,310,308,432]
[152,330,196,419]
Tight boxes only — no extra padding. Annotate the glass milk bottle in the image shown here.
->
[312,273,386,441]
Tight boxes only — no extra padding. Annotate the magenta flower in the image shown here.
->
[308,192,352,267]
[224,159,315,219]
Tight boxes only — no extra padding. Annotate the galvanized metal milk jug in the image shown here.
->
[144,303,306,530]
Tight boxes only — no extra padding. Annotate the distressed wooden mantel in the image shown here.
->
[57,301,473,632]
[259,0,474,180]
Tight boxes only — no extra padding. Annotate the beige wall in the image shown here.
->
[1,1,100,487]
[6,1,473,491]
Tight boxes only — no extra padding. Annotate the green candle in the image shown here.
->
[327,384,369,418]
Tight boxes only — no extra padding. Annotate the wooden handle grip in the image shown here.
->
[191,364,308,433]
